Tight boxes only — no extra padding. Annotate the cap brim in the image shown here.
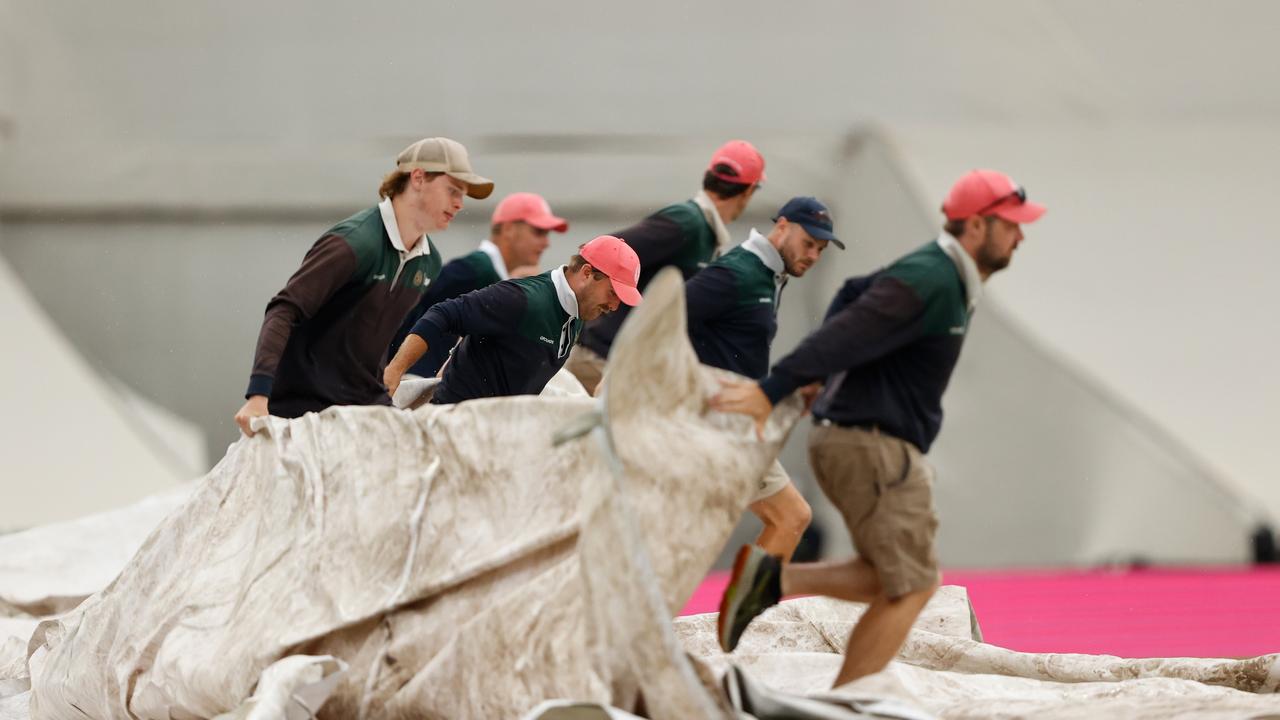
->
[526,214,569,233]
[797,222,845,250]
[995,200,1046,224]
[447,172,495,200]
[611,279,642,307]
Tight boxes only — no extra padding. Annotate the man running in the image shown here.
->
[713,169,1045,686]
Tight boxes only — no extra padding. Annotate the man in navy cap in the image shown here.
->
[685,197,842,560]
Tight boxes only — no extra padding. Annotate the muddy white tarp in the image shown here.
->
[0,487,193,618]
[6,269,800,718]
[678,594,1280,719]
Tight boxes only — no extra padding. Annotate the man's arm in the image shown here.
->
[383,334,428,398]
[758,276,926,405]
[706,274,926,430]
[236,235,357,435]
[383,281,527,396]
[388,258,484,361]
[711,276,926,431]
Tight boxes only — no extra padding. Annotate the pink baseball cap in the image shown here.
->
[707,140,766,186]
[942,169,1046,224]
[580,235,642,306]
[491,192,569,232]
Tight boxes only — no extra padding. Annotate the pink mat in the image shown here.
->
[681,565,1280,658]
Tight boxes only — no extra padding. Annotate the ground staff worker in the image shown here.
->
[565,140,765,394]
[234,137,493,435]
[713,169,1046,686]
[383,235,642,404]
[686,197,843,560]
[387,192,569,379]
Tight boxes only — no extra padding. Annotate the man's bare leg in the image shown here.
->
[749,483,812,561]
[781,557,881,603]
[782,559,936,684]
[832,583,936,686]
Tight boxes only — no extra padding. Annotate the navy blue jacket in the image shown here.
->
[686,233,786,379]
[411,269,582,404]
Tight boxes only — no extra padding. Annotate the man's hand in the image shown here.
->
[384,334,429,399]
[509,264,540,279]
[235,395,269,436]
[709,379,773,440]
[799,382,823,413]
[384,365,404,399]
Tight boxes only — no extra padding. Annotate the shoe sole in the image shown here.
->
[717,544,762,652]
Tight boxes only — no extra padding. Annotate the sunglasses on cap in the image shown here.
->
[973,186,1027,217]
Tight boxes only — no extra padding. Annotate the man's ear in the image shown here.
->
[967,215,986,236]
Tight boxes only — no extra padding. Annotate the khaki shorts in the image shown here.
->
[808,423,940,599]
[564,345,607,396]
[751,460,792,503]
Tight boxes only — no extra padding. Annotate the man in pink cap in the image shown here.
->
[383,235,641,404]
[388,192,569,378]
[566,140,766,394]
[712,169,1044,686]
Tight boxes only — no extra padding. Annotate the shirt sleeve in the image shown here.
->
[410,280,527,349]
[684,265,738,327]
[247,234,357,397]
[758,275,926,405]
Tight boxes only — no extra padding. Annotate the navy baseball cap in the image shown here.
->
[772,196,844,250]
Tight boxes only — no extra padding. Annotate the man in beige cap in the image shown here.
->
[234,137,492,435]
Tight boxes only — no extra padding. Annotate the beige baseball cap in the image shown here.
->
[396,137,494,199]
